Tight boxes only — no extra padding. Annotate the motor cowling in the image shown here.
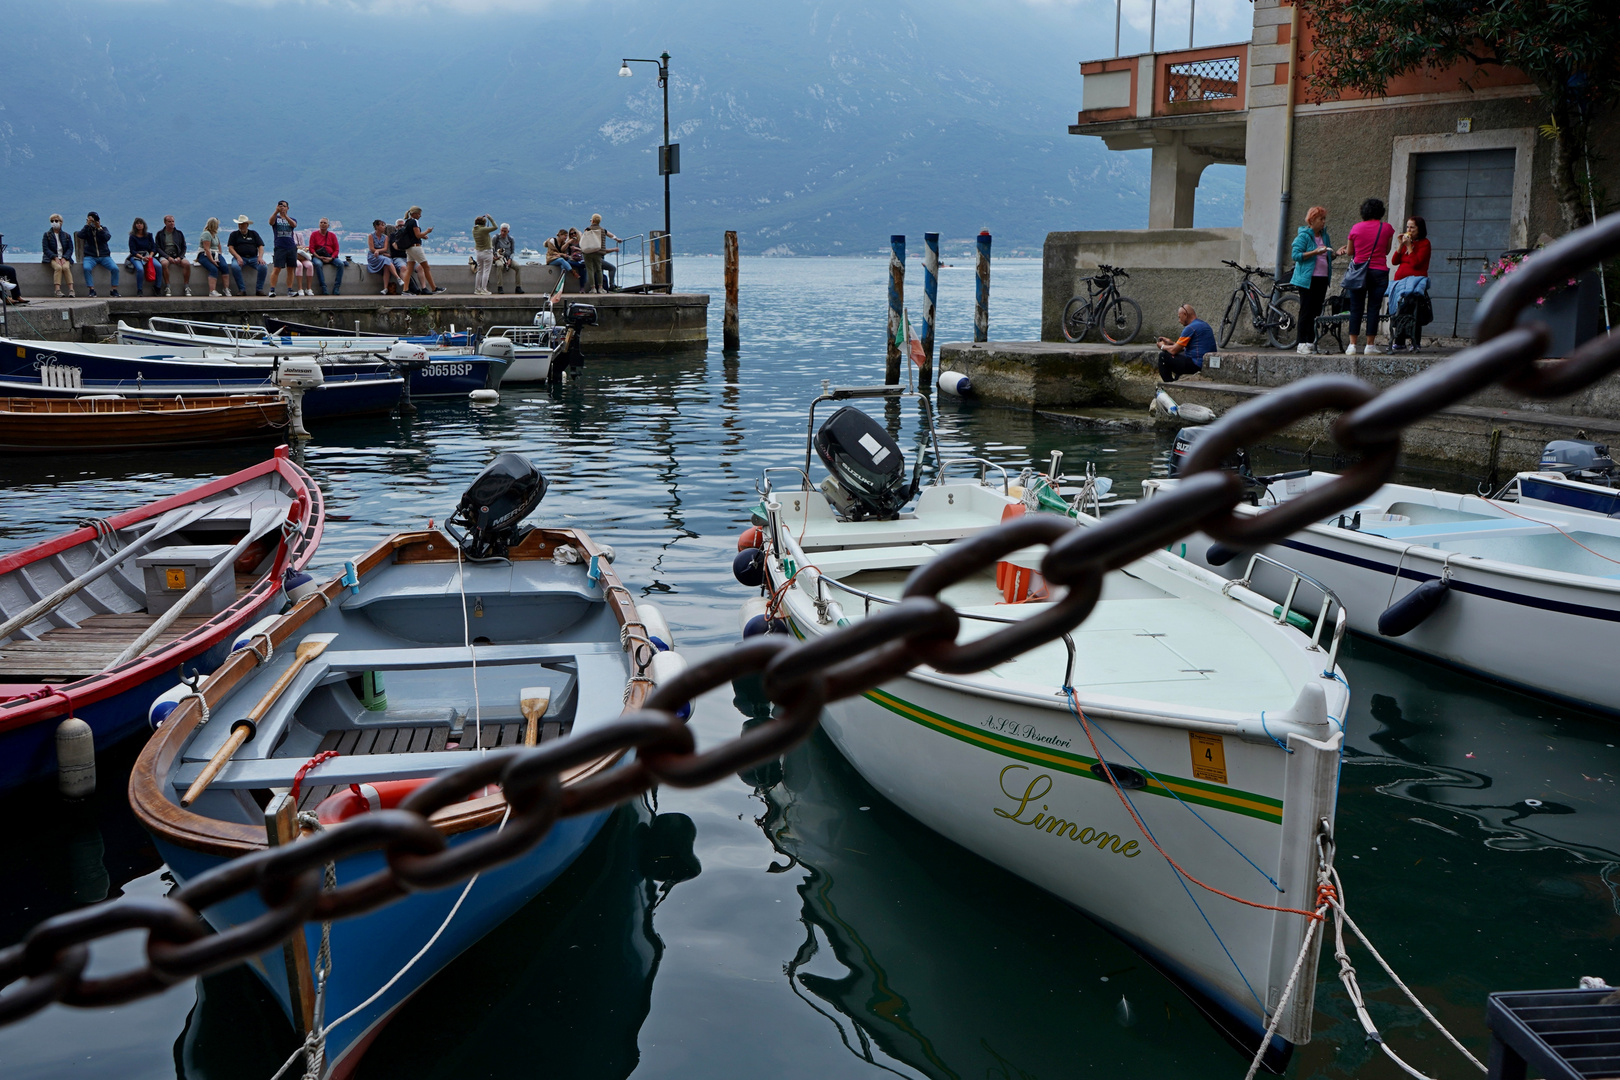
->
[1169,425,1264,503]
[387,342,429,364]
[447,452,548,559]
[814,406,910,521]
[1539,439,1615,480]
[478,336,514,361]
[275,359,325,389]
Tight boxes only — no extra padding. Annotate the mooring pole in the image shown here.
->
[887,234,905,384]
[651,231,669,286]
[974,230,992,343]
[922,232,939,379]
[723,230,739,351]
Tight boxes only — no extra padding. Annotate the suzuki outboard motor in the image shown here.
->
[445,452,548,559]
[1539,439,1616,481]
[814,406,911,521]
[1169,426,1267,504]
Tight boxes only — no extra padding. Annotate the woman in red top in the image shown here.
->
[1391,216,1430,279]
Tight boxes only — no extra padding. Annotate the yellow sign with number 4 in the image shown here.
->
[1189,731,1228,784]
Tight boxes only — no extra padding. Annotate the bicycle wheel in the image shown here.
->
[1266,293,1300,349]
[1061,296,1092,342]
[1218,290,1244,348]
[1100,296,1142,345]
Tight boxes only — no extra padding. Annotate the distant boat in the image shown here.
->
[0,447,322,790]
[0,394,290,452]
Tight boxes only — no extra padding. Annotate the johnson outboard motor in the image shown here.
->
[445,452,548,559]
[1538,439,1616,482]
[814,406,912,520]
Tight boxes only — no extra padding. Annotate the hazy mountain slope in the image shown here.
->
[0,0,1242,255]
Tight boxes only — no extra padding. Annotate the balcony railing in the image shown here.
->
[1164,55,1240,104]
[1075,42,1248,127]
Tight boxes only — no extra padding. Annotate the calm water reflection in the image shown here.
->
[0,257,1615,1079]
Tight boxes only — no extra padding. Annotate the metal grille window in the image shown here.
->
[1165,56,1241,103]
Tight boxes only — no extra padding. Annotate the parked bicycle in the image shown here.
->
[1061,264,1142,344]
[1217,260,1299,349]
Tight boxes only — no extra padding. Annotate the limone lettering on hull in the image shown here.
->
[993,765,1140,858]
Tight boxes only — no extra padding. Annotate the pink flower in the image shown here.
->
[1536,297,1545,305]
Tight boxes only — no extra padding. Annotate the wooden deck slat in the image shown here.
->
[499,723,520,747]
[334,730,362,755]
[0,611,214,678]
[373,729,399,754]
[405,727,429,754]
[354,729,380,756]
[317,731,342,753]
[425,727,449,753]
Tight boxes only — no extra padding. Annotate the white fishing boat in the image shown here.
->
[739,384,1348,1065]
[1148,464,1620,714]
[1491,437,1620,518]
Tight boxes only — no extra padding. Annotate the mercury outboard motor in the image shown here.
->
[445,453,548,559]
[814,406,911,521]
[1539,439,1616,482]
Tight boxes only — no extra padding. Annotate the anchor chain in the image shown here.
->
[1,213,1618,1026]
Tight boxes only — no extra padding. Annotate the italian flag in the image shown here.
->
[895,310,928,368]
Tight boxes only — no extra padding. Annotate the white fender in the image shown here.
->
[639,602,674,651]
[938,370,973,397]
[232,615,282,653]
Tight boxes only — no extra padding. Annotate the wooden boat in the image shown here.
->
[0,447,323,789]
[131,454,683,1078]
[0,394,289,452]
[742,386,1346,1066]
[0,372,402,422]
[1151,468,1620,715]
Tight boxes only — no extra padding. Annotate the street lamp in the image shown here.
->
[619,52,676,288]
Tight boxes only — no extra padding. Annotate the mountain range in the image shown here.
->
[0,0,1244,257]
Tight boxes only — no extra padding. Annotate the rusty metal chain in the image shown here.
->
[2,212,1618,1027]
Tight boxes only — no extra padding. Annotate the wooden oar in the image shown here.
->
[105,506,287,670]
[181,632,338,806]
[0,504,210,642]
[520,686,552,746]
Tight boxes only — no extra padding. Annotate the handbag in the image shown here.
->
[580,228,604,254]
[1342,221,1386,291]
[145,257,158,282]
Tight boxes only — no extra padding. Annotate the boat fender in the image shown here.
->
[1377,578,1451,637]
[1000,502,1026,523]
[342,561,360,595]
[56,718,95,800]
[1205,542,1243,567]
[469,389,500,404]
[232,615,283,654]
[938,371,973,397]
[737,526,764,552]
[283,567,321,605]
[739,596,770,637]
[733,548,765,588]
[314,777,434,825]
[649,649,693,721]
[148,683,193,729]
[639,602,675,652]
[999,563,1050,604]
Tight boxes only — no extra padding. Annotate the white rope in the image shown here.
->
[455,542,482,750]
[1240,903,1326,1080]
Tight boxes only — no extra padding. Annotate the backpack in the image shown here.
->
[397,219,419,250]
[580,227,604,254]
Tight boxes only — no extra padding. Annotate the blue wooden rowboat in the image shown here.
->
[0,337,505,400]
[0,370,402,423]
[129,456,682,1077]
[0,447,323,790]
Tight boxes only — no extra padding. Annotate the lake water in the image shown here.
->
[1,257,1616,1080]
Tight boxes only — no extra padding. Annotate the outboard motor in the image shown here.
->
[814,406,911,520]
[1169,426,1265,504]
[548,304,597,387]
[445,453,548,559]
[1539,439,1616,482]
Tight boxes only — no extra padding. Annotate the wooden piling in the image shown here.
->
[922,232,939,383]
[651,230,670,287]
[723,231,739,351]
[975,230,992,343]
[887,235,905,384]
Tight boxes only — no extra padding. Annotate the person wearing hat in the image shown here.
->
[77,212,119,297]
[227,215,268,296]
[42,215,76,298]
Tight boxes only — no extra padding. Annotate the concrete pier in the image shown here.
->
[937,341,1156,408]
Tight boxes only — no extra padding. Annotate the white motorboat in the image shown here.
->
[1489,437,1620,518]
[1149,466,1620,714]
[740,385,1348,1065]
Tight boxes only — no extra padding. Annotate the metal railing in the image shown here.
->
[1223,552,1349,671]
[1165,56,1240,103]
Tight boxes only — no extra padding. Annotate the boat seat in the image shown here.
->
[294,719,563,808]
[321,640,619,671]
[1352,520,1549,541]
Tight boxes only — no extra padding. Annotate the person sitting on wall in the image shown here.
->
[1154,304,1216,383]
[492,223,522,294]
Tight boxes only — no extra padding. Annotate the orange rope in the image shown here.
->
[765,563,820,620]
[1065,689,1324,922]
[1471,494,1620,567]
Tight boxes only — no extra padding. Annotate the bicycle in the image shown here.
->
[1217,260,1300,349]
[1061,264,1143,344]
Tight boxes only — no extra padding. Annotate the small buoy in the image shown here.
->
[469,389,500,404]
[56,718,95,799]
[733,547,765,588]
[743,613,789,637]
[737,526,764,552]
[938,370,973,397]
[148,683,190,729]
[232,615,282,653]
[283,567,320,605]
[640,602,674,652]
[1205,542,1243,567]
[1378,578,1451,637]
[1179,403,1217,424]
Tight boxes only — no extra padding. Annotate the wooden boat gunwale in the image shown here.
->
[131,526,649,858]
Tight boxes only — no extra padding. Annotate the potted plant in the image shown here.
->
[1483,254,1605,357]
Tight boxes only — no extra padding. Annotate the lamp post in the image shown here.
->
[619,52,676,288]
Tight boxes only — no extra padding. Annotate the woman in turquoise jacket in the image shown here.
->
[1290,206,1332,353]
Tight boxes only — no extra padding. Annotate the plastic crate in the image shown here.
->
[1486,987,1620,1080]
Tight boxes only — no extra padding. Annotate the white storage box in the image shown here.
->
[137,544,239,617]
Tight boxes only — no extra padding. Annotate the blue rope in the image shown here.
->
[1066,689,1285,894]
[1259,710,1293,754]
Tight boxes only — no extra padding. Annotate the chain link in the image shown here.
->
[2,212,1618,1026]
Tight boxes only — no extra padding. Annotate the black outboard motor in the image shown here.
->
[1539,439,1616,482]
[814,406,911,520]
[548,303,598,388]
[1169,426,1266,504]
[445,453,548,559]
